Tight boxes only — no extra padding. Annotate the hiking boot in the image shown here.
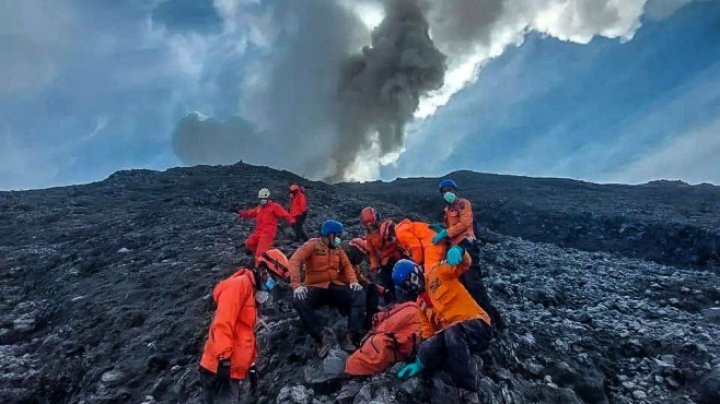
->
[318,329,335,358]
[340,333,357,352]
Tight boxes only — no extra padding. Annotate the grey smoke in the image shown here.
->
[331,0,446,181]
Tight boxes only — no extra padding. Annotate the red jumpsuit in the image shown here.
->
[239,201,294,261]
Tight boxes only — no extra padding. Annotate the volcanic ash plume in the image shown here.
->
[330,0,446,181]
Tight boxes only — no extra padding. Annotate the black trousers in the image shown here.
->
[199,368,241,404]
[362,282,381,330]
[460,240,503,328]
[379,258,399,304]
[292,213,309,241]
[417,319,493,392]
[293,284,366,335]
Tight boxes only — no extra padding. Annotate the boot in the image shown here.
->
[340,333,357,352]
[318,329,335,358]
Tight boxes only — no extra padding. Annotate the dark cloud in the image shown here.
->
[151,0,222,34]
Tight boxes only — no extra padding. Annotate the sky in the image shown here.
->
[0,0,718,190]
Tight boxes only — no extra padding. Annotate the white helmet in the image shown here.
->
[258,188,271,199]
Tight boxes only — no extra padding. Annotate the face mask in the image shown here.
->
[443,192,457,204]
[255,290,271,304]
[330,237,341,249]
[259,199,268,205]
[264,277,277,291]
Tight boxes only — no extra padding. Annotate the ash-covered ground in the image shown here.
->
[1,163,719,403]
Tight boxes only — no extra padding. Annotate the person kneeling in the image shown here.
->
[392,255,494,395]
[198,250,287,404]
[289,220,365,357]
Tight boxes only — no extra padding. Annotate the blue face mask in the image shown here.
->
[443,192,457,204]
[264,277,277,291]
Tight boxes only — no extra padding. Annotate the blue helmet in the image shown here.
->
[392,259,419,286]
[438,178,458,191]
[320,220,344,236]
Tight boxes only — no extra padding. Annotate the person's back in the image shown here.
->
[395,219,445,268]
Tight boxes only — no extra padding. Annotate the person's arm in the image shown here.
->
[299,193,307,214]
[273,202,295,224]
[238,207,258,219]
[289,242,314,289]
[446,201,473,241]
[339,251,358,285]
[209,280,247,360]
[367,237,381,270]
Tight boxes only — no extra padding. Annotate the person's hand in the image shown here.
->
[397,358,423,379]
[350,282,363,292]
[431,229,448,245]
[293,286,308,300]
[446,246,464,265]
[214,359,231,391]
[428,223,446,233]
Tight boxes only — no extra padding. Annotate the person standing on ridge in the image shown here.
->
[392,256,494,399]
[361,207,402,304]
[238,188,294,263]
[288,184,309,242]
[289,220,366,357]
[431,178,504,330]
[198,250,288,404]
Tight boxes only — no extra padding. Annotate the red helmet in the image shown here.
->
[379,220,395,243]
[360,207,379,226]
[257,249,290,279]
[349,238,369,256]
[289,184,302,192]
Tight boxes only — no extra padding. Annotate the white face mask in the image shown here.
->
[255,290,271,304]
[259,199,268,205]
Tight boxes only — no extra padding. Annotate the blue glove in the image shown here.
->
[397,358,424,379]
[446,246,464,265]
[431,229,448,245]
[428,223,446,233]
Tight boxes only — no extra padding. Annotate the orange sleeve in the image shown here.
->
[367,237,381,270]
[446,201,473,240]
[299,193,307,213]
[418,308,436,340]
[289,242,314,288]
[273,203,295,224]
[211,280,248,360]
[238,208,257,219]
[339,251,358,285]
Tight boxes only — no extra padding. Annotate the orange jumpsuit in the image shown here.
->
[394,219,446,269]
[200,269,257,379]
[443,197,476,245]
[239,201,294,261]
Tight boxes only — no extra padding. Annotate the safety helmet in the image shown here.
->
[348,238,369,256]
[289,184,301,192]
[360,207,379,226]
[392,259,423,288]
[257,248,290,279]
[320,220,344,236]
[258,188,271,199]
[379,220,395,242]
[438,179,458,192]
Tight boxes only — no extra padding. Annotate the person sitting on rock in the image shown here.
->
[393,256,494,397]
[345,299,422,376]
[361,207,403,304]
[431,178,504,330]
[198,249,289,404]
[288,184,309,242]
[344,237,383,330]
[289,220,365,357]
[238,188,294,263]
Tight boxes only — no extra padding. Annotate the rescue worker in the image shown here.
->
[361,207,402,304]
[344,237,382,330]
[392,219,446,271]
[393,256,493,396]
[288,184,309,242]
[345,300,421,376]
[431,179,503,330]
[198,249,289,404]
[289,220,365,357]
[238,188,294,263]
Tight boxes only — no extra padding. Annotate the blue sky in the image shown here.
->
[0,0,718,190]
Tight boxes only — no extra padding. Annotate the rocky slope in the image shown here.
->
[1,163,719,403]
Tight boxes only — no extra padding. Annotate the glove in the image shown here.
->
[428,223,446,233]
[214,359,231,390]
[431,229,448,245]
[293,286,308,300]
[350,282,363,292]
[397,358,423,379]
[446,246,464,265]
